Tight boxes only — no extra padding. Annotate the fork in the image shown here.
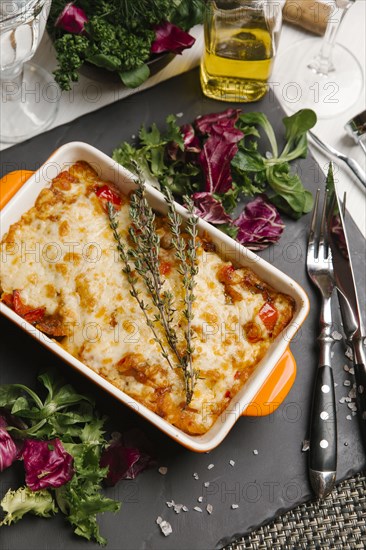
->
[306,188,337,499]
[308,131,366,190]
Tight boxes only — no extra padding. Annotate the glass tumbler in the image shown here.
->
[200,0,283,102]
[0,0,59,143]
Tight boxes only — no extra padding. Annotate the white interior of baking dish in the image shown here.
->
[0,142,309,451]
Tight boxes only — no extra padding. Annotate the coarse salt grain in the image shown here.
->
[229,460,235,467]
[332,331,343,341]
[348,388,357,399]
[197,496,203,503]
[194,506,203,512]
[204,482,210,487]
[166,500,174,508]
[346,415,352,420]
[206,504,213,514]
[339,397,346,404]
[158,466,168,475]
[207,464,214,470]
[156,516,162,525]
[174,504,184,514]
[343,380,351,387]
[158,519,173,537]
[359,386,365,394]
[176,112,183,118]
[344,364,350,372]
[302,440,310,452]
[253,450,258,455]
[193,472,199,479]
[349,367,355,375]
[231,504,239,509]
[182,505,189,512]
[345,347,354,361]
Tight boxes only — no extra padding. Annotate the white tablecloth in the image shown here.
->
[1,2,365,236]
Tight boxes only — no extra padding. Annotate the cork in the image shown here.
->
[283,0,331,36]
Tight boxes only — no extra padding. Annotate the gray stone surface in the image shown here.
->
[0,68,365,550]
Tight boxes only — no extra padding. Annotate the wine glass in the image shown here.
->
[273,0,363,119]
[0,0,59,144]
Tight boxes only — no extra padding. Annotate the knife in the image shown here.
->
[326,170,366,445]
[309,131,366,191]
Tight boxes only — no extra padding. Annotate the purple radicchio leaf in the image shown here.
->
[166,123,201,161]
[0,417,6,429]
[233,195,285,251]
[198,124,244,194]
[195,108,242,135]
[192,192,232,224]
[181,124,201,153]
[151,21,195,55]
[0,427,17,472]
[100,429,155,487]
[23,438,74,491]
[0,409,25,461]
[55,2,88,34]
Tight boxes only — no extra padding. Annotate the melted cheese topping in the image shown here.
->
[0,162,294,435]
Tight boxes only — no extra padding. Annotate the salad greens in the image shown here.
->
[0,372,152,545]
[233,110,316,218]
[113,115,201,196]
[48,0,204,90]
[112,108,317,248]
[1,487,57,526]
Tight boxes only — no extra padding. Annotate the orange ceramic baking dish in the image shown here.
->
[0,142,309,451]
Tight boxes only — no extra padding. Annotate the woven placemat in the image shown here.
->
[224,472,366,550]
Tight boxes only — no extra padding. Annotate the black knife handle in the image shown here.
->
[309,365,337,492]
[354,363,366,445]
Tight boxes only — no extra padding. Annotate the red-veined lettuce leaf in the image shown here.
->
[23,438,74,491]
[192,192,232,224]
[0,427,17,473]
[181,123,201,152]
[55,3,88,34]
[195,108,241,135]
[151,21,195,55]
[100,430,154,486]
[198,125,244,194]
[234,195,285,250]
[167,123,201,161]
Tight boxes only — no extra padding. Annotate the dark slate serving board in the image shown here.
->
[0,68,365,550]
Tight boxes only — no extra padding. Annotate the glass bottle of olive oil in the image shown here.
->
[200,1,282,103]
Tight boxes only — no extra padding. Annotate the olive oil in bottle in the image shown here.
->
[200,1,282,103]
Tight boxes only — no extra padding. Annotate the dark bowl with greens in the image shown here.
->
[78,52,176,85]
[47,0,203,91]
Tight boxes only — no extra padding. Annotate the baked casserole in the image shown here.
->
[0,161,294,435]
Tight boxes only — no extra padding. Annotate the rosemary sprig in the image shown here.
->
[106,170,199,405]
[128,178,184,369]
[107,202,175,371]
[164,189,199,404]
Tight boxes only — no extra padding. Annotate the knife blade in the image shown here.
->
[309,131,366,191]
[326,166,366,444]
